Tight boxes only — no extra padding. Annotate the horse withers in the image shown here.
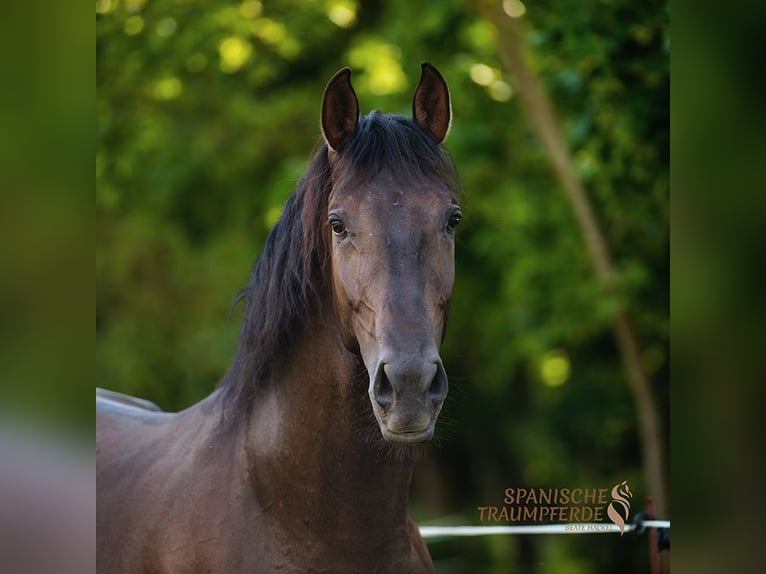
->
[97,63,461,573]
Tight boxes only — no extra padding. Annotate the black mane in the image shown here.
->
[219,111,460,411]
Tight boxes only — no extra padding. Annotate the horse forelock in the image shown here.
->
[333,111,461,195]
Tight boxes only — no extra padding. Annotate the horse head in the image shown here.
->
[321,64,460,445]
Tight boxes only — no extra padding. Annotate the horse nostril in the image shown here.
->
[373,366,394,409]
[427,364,448,403]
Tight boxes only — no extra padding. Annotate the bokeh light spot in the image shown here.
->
[152,77,183,100]
[95,0,114,14]
[503,0,527,19]
[251,19,286,45]
[540,350,571,387]
[489,79,513,101]
[156,18,177,39]
[264,206,282,228]
[218,37,253,73]
[239,0,263,19]
[125,0,146,13]
[327,1,357,29]
[349,41,406,95]
[124,16,144,36]
[470,63,495,86]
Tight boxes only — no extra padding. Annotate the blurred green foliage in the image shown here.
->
[97,0,668,571]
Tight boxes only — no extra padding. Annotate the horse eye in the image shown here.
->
[447,209,463,231]
[328,217,346,236]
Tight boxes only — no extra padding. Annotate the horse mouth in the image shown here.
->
[379,424,434,445]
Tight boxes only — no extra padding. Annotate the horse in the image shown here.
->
[97,63,461,573]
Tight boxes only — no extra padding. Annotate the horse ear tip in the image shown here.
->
[336,67,352,81]
[326,67,353,89]
[420,62,442,77]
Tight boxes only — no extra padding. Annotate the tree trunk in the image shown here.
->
[472,0,668,524]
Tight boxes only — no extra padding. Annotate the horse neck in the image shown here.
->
[243,317,416,537]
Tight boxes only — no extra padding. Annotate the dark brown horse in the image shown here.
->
[97,63,461,573]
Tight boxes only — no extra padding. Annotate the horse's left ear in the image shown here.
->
[412,62,451,143]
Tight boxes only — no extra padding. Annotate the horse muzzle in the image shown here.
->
[369,355,448,444]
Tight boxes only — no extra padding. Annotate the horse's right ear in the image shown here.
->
[321,68,359,152]
[412,62,451,143]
